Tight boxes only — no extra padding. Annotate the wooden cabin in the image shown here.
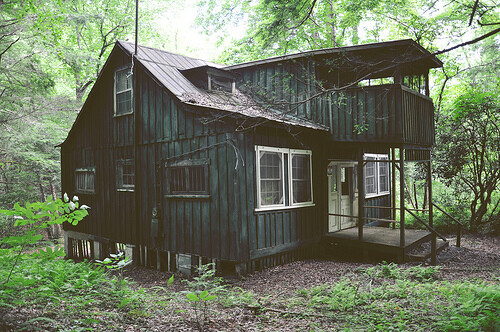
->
[60,39,444,273]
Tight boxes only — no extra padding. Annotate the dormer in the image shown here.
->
[181,65,236,93]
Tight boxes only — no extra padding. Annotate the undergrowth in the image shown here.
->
[291,262,500,331]
[0,255,145,330]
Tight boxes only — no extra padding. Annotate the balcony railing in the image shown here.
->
[321,84,435,146]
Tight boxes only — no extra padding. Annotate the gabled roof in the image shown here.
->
[118,40,327,131]
[226,39,443,72]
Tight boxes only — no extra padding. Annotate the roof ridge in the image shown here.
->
[117,39,221,66]
[224,38,438,69]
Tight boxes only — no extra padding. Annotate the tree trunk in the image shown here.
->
[49,179,62,239]
[38,177,53,239]
[423,182,428,210]
[329,2,337,47]
[413,183,419,210]
[404,177,416,210]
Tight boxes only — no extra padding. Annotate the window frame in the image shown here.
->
[364,153,390,198]
[116,159,135,192]
[75,167,96,194]
[166,159,210,198]
[289,149,314,207]
[113,66,133,117]
[255,145,314,211]
[256,146,287,209]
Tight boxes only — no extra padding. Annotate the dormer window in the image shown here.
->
[208,73,235,93]
[181,66,236,94]
[114,67,133,116]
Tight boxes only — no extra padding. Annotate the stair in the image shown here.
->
[406,239,449,262]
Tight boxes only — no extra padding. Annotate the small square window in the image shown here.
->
[167,159,209,196]
[116,159,134,191]
[75,168,95,194]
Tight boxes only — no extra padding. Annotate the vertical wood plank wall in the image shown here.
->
[62,50,136,245]
[236,64,434,147]
[133,64,325,262]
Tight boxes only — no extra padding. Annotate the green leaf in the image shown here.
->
[167,274,174,287]
[199,290,209,299]
[186,293,199,301]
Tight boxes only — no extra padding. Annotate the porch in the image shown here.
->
[323,226,437,261]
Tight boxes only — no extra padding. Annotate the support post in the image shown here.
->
[399,147,405,248]
[64,232,71,258]
[391,148,397,229]
[93,240,101,260]
[428,161,436,265]
[357,149,365,241]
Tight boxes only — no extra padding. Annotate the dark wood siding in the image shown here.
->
[236,64,435,147]
[245,126,326,260]
[61,48,136,245]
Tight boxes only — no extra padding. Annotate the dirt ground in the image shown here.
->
[126,233,500,289]
[120,233,500,331]
[2,234,497,331]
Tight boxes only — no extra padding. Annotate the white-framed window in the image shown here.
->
[114,67,133,116]
[116,159,134,191]
[290,149,313,206]
[75,168,95,194]
[364,154,390,197]
[256,146,313,210]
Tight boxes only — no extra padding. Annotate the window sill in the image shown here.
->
[365,192,390,199]
[255,203,315,213]
[75,190,95,195]
[165,194,210,199]
[113,111,134,118]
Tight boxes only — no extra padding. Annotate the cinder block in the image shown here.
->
[177,253,192,275]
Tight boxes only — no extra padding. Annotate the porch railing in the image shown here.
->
[329,204,464,248]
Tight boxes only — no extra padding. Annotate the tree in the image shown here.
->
[39,0,170,101]
[435,88,500,231]
[0,0,171,217]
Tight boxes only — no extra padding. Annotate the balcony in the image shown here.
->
[321,84,435,147]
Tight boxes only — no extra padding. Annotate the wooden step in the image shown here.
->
[406,239,449,262]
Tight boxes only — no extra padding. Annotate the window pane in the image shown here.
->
[365,158,377,195]
[291,153,311,203]
[75,169,95,193]
[378,158,389,193]
[116,69,131,92]
[117,161,134,189]
[169,165,207,194]
[116,91,132,115]
[260,151,283,206]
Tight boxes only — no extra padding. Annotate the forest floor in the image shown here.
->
[1,233,499,331]
[120,233,500,331]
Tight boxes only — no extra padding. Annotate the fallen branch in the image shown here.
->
[246,300,337,320]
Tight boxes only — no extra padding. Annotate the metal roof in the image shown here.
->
[118,40,327,131]
[225,39,443,71]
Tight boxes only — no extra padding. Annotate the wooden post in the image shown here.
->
[399,147,405,248]
[391,148,397,229]
[428,161,436,265]
[357,149,365,241]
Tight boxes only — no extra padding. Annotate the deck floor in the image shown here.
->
[324,227,431,252]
